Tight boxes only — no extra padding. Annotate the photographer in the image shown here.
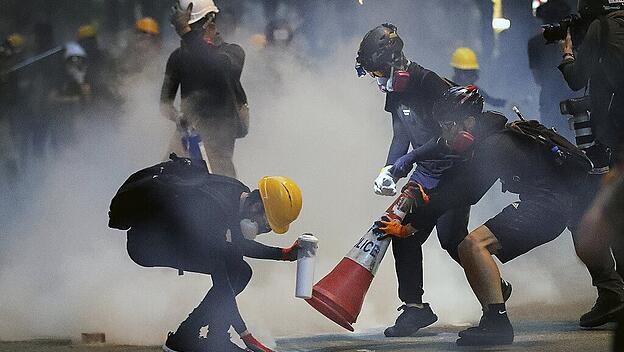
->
[558,0,624,150]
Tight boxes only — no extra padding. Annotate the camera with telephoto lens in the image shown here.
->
[560,96,610,174]
[542,14,584,43]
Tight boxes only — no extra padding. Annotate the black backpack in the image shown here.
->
[505,119,594,172]
[108,153,246,231]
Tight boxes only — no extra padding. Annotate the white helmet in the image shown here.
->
[64,42,87,59]
[180,0,219,24]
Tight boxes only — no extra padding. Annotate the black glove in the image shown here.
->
[170,1,193,36]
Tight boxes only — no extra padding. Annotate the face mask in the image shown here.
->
[376,66,410,93]
[451,131,475,154]
[67,65,86,84]
[240,219,259,240]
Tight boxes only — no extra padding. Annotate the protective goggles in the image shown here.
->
[355,63,385,78]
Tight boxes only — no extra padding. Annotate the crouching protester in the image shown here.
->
[108,154,303,352]
[375,86,624,346]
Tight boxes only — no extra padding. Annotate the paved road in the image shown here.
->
[0,321,615,352]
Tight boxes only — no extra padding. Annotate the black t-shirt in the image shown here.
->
[160,30,239,120]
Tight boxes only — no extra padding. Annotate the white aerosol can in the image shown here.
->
[295,234,319,299]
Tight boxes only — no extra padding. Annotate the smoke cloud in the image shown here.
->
[0,0,594,347]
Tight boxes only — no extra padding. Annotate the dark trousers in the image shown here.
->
[569,175,624,298]
[176,249,252,337]
[391,206,470,304]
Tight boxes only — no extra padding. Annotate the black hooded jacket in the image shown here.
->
[426,112,586,215]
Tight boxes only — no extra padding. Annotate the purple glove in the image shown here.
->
[391,154,415,179]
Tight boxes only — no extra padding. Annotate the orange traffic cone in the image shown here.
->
[306,183,420,331]
[306,227,388,331]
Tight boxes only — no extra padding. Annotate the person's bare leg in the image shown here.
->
[458,225,503,309]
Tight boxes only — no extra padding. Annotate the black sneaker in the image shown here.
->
[580,292,624,328]
[163,331,200,352]
[456,313,514,346]
[501,278,513,302]
[384,303,438,337]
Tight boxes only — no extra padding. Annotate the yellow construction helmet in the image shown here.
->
[136,17,160,35]
[450,47,480,70]
[7,33,25,48]
[258,176,302,234]
[78,25,97,40]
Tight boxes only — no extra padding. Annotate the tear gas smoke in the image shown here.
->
[0,0,595,346]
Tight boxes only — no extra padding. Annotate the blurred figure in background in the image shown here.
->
[120,17,163,75]
[24,22,62,160]
[47,42,91,152]
[0,33,25,184]
[528,0,575,141]
[450,47,506,109]
[162,0,248,178]
[77,24,121,126]
[265,18,294,49]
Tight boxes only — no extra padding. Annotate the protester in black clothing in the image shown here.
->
[162,0,248,178]
[109,156,303,352]
[558,0,624,149]
[356,24,512,337]
[528,0,575,141]
[377,86,624,346]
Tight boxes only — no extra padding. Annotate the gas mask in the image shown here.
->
[375,66,411,93]
[66,57,86,84]
[440,120,475,154]
[240,218,259,240]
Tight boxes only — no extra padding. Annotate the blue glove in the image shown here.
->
[391,154,415,179]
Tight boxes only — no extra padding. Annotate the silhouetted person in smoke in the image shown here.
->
[162,0,248,178]
[47,42,92,151]
[0,33,25,183]
[528,0,575,141]
[450,47,506,109]
[119,17,163,75]
[77,25,121,126]
[24,22,62,160]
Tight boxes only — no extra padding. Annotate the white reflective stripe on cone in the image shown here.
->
[345,228,391,276]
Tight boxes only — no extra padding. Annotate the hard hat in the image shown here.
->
[64,42,87,59]
[432,86,484,123]
[356,23,404,72]
[450,47,480,70]
[78,25,97,40]
[179,0,219,25]
[136,17,160,35]
[258,176,302,235]
[7,33,25,48]
[249,33,267,49]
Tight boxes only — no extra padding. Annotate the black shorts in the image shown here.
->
[484,193,571,263]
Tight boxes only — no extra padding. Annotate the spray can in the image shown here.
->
[296,234,319,299]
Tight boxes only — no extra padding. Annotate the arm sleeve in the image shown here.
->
[426,134,508,214]
[160,52,180,107]
[386,114,411,166]
[396,137,447,163]
[559,20,602,91]
[238,238,283,260]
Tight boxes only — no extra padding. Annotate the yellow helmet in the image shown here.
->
[258,176,302,234]
[78,25,97,40]
[7,33,24,48]
[450,47,479,70]
[136,17,160,35]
